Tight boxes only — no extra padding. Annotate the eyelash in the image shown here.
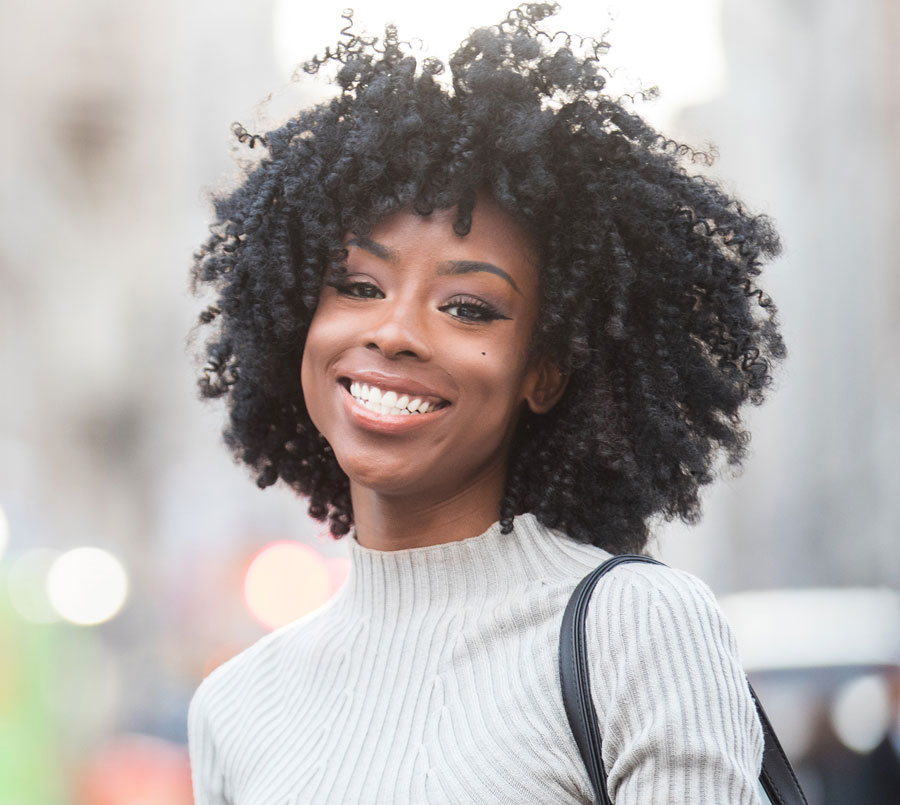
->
[326,276,508,323]
[326,276,382,299]
[440,296,507,322]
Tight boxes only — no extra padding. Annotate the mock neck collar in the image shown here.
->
[335,513,586,613]
[348,516,508,566]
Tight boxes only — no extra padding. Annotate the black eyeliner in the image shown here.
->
[442,296,511,322]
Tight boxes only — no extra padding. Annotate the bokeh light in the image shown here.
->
[0,503,9,562]
[6,548,61,623]
[47,548,129,626]
[830,673,892,753]
[325,555,351,593]
[76,733,192,805]
[243,541,331,630]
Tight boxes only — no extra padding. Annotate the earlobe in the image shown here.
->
[524,360,569,414]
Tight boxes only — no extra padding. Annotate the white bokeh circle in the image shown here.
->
[830,673,891,753]
[47,547,129,626]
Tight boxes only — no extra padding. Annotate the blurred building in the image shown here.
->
[658,0,900,591]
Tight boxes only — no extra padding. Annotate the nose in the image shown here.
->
[364,296,432,361]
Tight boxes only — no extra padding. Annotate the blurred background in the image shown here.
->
[0,0,897,802]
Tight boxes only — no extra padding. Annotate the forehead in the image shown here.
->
[351,196,540,277]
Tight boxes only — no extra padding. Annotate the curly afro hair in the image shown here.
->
[191,3,785,554]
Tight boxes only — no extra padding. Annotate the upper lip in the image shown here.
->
[337,370,451,404]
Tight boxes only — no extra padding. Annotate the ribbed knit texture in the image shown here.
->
[188,514,763,804]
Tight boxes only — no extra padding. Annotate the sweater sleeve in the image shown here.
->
[585,564,764,805]
[187,677,230,805]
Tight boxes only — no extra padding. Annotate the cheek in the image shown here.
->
[300,312,332,420]
[299,345,312,407]
[462,342,530,407]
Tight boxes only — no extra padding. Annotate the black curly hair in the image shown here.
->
[190,3,784,555]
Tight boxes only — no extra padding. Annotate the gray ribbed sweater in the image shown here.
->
[188,514,763,804]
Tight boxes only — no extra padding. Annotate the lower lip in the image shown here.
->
[341,386,450,434]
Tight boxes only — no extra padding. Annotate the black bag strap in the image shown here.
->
[559,554,808,804]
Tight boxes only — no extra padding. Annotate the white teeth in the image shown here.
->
[346,381,444,415]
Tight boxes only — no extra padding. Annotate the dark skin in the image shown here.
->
[300,195,567,551]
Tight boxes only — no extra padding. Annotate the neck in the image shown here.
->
[350,466,506,551]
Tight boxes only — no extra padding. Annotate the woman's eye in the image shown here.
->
[440,298,509,322]
[328,278,384,299]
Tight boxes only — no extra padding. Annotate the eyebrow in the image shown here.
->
[346,237,522,295]
[436,260,522,295]
[346,236,399,263]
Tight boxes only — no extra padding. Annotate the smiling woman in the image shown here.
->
[300,197,565,550]
[187,4,789,804]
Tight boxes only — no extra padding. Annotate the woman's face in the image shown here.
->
[300,195,561,506]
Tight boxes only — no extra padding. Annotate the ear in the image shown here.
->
[523,359,568,414]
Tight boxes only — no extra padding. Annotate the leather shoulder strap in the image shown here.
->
[559,554,663,803]
[559,554,808,804]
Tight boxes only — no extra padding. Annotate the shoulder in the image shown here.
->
[583,560,747,702]
[584,560,733,653]
[516,514,725,638]
[187,600,344,801]
[579,560,764,800]
[188,598,337,737]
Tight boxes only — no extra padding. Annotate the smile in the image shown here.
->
[338,377,451,421]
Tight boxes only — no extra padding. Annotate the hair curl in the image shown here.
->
[191,3,785,554]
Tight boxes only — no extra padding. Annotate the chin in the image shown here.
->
[334,450,426,498]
